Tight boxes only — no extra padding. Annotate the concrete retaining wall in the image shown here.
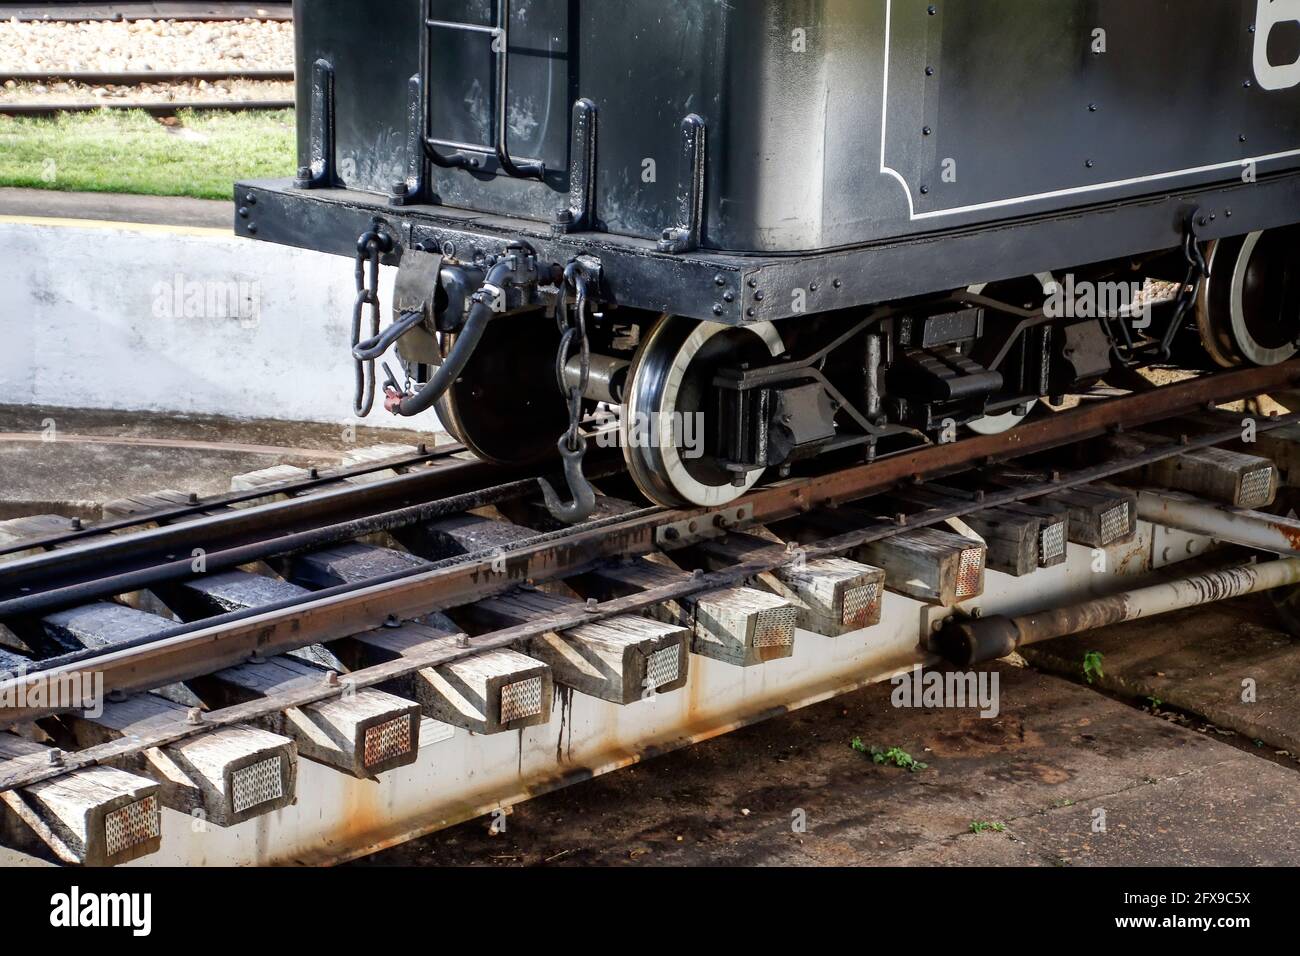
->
[0,217,444,433]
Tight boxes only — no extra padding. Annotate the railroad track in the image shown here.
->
[3,361,1300,866]
[0,69,293,85]
[0,99,292,115]
[0,2,291,22]
[0,70,295,117]
[0,4,295,115]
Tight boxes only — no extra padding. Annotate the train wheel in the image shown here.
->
[967,401,1036,435]
[435,309,573,464]
[1196,226,1300,368]
[622,315,784,508]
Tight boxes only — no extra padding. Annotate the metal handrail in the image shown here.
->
[423,0,545,180]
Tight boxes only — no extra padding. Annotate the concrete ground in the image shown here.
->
[0,403,441,518]
[1023,595,1300,759]
[355,653,1300,867]
[4,407,1300,866]
[0,186,231,229]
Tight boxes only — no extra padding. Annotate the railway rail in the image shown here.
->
[3,362,1300,865]
[0,99,292,116]
[0,2,291,22]
[0,4,295,115]
[0,70,293,85]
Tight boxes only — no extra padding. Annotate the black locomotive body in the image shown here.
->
[238,0,1300,514]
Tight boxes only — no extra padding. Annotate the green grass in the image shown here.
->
[968,820,1007,834]
[1082,650,1105,685]
[0,109,295,200]
[850,738,929,772]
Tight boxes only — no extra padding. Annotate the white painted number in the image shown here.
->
[1254,0,1300,90]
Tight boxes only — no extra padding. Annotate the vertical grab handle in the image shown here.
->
[491,0,544,179]
[424,0,546,180]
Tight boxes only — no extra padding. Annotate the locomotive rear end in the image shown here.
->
[237,0,1300,513]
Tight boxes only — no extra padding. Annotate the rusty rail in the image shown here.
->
[0,440,462,557]
[0,99,294,117]
[0,362,1297,783]
[0,447,621,612]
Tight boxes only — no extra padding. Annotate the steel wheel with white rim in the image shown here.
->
[1196,226,1300,368]
[622,315,785,508]
[965,401,1037,435]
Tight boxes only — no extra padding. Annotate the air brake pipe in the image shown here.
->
[384,258,515,417]
[353,309,426,362]
[1135,489,1300,555]
[935,557,1300,667]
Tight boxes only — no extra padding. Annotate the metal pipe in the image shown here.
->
[426,19,499,35]
[865,333,882,419]
[936,557,1300,666]
[1136,489,1300,555]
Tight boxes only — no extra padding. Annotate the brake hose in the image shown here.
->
[353,309,427,362]
[384,258,516,417]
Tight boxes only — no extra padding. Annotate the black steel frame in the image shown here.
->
[235,168,1300,325]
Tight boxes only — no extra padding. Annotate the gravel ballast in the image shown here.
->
[0,17,294,74]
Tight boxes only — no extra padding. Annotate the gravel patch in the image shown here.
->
[0,18,293,73]
[1135,278,1182,308]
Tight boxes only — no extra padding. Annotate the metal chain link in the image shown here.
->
[537,257,600,524]
[1101,216,1208,366]
[555,266,592,452]
[351,226,393,416]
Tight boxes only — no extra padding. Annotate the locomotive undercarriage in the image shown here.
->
[377,223,1300,514]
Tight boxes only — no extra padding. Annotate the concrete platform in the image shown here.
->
[0,187,231,230]
[354,660,1300,867]
[1,209,447,431]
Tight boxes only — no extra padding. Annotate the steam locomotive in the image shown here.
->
[236,0,1300,518]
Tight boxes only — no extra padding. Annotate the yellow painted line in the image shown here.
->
[0,214,231,237]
